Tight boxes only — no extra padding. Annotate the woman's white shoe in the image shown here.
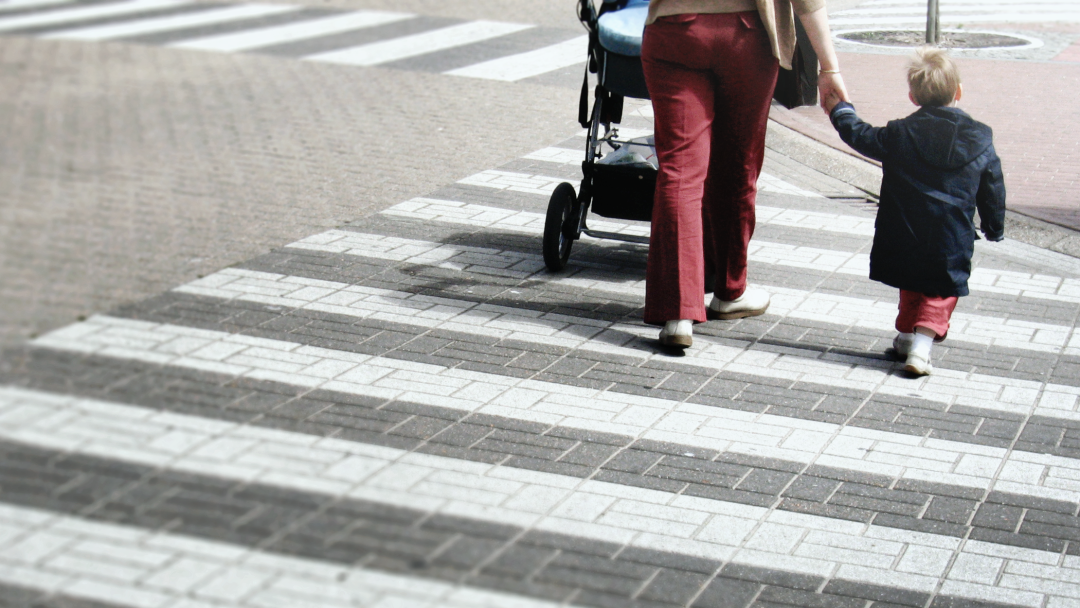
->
[707,287,770,320]
[659,320,693,348]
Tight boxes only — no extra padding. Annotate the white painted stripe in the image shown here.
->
[40,3,300,40]
[445,35,588,81]
[185,253,1075,371]
[407,189,1080,308]
[304,20,533,67]
[284,219,1079,358]
[0,385,1073,608]
[0,0,73,13]
[176,266,1080,438]
[28,317,1080,503]
[523,148,830,200]
[0,504,574,608]
[0,0,187,31]
[169,9,412,52]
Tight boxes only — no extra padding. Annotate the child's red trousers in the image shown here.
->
[896,290,958,338]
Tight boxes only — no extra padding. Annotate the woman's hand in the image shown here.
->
[819,71,849,114]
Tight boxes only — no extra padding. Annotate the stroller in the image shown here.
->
[542,0,821,271]
[542,0,655,271]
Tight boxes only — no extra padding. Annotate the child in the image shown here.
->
[826,47,1006,376]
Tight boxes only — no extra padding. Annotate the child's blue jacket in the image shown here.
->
[830,102,1006,297]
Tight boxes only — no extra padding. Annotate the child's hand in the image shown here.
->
[822,91,843,114]
[818,72,849,115]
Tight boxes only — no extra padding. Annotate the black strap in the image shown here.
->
[578,63,590,129]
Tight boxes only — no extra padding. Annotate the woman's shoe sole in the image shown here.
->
[706,305,769,321]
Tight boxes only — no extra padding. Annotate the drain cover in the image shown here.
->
[837,30,1035,50]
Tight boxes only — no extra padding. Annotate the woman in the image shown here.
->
[642,0,849,348]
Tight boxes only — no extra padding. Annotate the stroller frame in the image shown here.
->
[542,0,656,272]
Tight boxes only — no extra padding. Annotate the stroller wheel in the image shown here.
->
[543,182,577,271]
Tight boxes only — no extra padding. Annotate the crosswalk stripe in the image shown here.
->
[445,34,588,81]
[173,260,1080,426]
[40,2,300,40]
[169,8,412,52]
[178,262,1078,393]
[522,148,831,200]
[393,194,1080,307]
[0,0,73,13]
[0,0,187,32]
[27,316,1080,499]
[0,385,1072,608]
[375,199,1080,340]
[279,224,1078,356]
[0,503,575,608]
[303,20,533,67]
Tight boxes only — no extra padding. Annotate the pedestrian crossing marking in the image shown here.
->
[0,0,73,12]
[41,2,301,41]
[445,34,588,81]
[303,20,533,67]
[0,502,577,608]
[170,9,413,52]
[0,0,186,31]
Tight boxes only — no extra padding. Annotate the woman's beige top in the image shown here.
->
[644,0,826,70]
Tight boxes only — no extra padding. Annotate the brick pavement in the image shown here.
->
[0,34,580,349]
[6,2,1080,607]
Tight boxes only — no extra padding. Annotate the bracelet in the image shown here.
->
[819,69,841,74]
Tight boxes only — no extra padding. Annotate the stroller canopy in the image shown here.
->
[597,0,649,56]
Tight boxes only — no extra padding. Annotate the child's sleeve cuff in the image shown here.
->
[830,102,856,120]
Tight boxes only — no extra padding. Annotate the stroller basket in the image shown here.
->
[542,0,656,270]
[590,163,655,223]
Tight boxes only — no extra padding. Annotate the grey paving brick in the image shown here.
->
[929,596,1033,608]
[782,475,841,503]
[560,443,620,467]
[821,579,929,607]
[757,586,867,608]
[922,496,979,525]
[618,547,720,576]
[604,449,664,474]
[971,503,1026,531]
[870,514,968,537]
[735,469,797,495]
[985,490,1077,515]
[779,498,875,523]
[968,526,1067,553]
[636,569,713,605]
[719,564,822,592]
[691,576,761,608]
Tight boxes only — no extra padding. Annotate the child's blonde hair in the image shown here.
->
[908,47,961,107]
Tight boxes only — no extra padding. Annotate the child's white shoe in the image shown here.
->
[904,351,933,376]
[903,331,935,376]
[659,320,693,348]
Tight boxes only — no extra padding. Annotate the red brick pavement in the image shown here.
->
[773,51,1080,231]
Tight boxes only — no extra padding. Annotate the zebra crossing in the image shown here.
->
[830,0,1080,28]
[5,90,1080,607]
[0,0,590,83]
